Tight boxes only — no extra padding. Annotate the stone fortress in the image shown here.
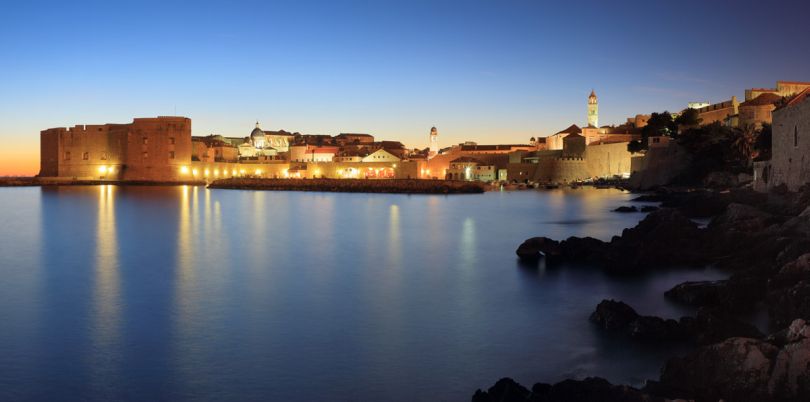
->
[39,80,810,186]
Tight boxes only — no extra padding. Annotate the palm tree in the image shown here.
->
[731,124,757,165]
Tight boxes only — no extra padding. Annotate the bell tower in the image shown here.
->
[587,90,598,128]
[429,126,439,159]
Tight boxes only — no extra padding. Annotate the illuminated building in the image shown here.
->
[39,116,191,181]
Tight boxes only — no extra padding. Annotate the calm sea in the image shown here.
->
[0,186,724,401]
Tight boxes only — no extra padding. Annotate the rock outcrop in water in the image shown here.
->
[516,208,707,274]
[589,299,762,344]
[493,187,810,402]
[472,377,661,402]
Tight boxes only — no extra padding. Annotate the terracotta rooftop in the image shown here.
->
[556,124,582,135]
[460,144,531,151]
[740,93,783,107]
[450,156,482,164]
[780,87,810,109]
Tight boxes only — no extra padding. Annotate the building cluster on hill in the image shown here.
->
[36,91,635,184]
[37,79,810,186]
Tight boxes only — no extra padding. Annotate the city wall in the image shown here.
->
[768,99,810,191]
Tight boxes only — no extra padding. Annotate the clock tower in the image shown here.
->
[429,126,439,159]
[587,90,598,128]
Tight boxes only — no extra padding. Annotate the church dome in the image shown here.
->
[250,122,265,138]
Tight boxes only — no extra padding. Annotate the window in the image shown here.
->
[143,151,149,159]
[82,152,89,160]
[142,137,148,145]
[169,137,175,145]
[64,152,71,161]
[795,126,799,148]
[169,151,175,159]
[100,152,107,160]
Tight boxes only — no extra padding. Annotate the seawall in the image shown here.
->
[207,178,487,194]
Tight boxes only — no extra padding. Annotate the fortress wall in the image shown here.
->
[532,157,587,183]
[583,142,633,178]
[769,99,810,191]
[121,117,192,182]
[39,125,126,180]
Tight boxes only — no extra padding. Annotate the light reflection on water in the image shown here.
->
[0,186,726,401]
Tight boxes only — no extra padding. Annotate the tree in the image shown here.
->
[754,123,772,161]
[641,112,677,141]
[730,124,757,165]
[627,140,645,153]
[674,108,702,129]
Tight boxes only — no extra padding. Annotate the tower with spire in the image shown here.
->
[587,90,599,128]
[428,126,439,159]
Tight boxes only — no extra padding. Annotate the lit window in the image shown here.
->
[142,137,148,145]
[101,152,107,160]
[83,152,89,160]
[143,152,149,158]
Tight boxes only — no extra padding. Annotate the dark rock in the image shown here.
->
[589,300,638,330]
[613,206,638,213]
[627,316,684,341]
[472,378,530,402]
[657,337,779,402]
[474,377,662,402]
[640,205,659,213]
[709,202,774,233]
[516,208,708,274]
[665,280,725,307]
[591,300,760,344]
[768,281,810,329]
[532,377,659,402]
[558,236,608,265]
[679,308,763,345]
[770,253,810,289]
[604,208,706,273]
[631,194,664,202]
[516,237,561,262]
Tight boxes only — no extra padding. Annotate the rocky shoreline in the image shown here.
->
[477,186,810,401]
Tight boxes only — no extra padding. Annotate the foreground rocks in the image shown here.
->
[495,187,810,401]
[589,299,762,344]
[647,319,810,401]
[516,208,708,274]
[472,377,661,402]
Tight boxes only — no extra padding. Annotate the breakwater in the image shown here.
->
[207,178,487,194]
[0,177,205,187]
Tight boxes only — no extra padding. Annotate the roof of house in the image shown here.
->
[450,156,481,164]
[778,88,810,110]
[740,93,783,107]
[555,124,582,135]
[459,144,531,151]
[338,148,369,157]
[336,133,374,138]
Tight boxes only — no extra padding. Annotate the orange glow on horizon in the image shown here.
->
[0,146,39,176]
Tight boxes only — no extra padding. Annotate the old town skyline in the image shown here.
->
[2,0,810,176]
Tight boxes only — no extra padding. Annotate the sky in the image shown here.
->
[1,0,809,176]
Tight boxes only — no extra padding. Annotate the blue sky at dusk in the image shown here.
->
[1,0,809,174]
